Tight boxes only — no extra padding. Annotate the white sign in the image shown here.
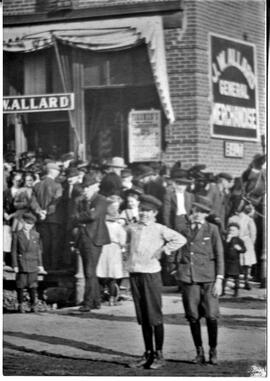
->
[128,109,161,162]
[3,93,74,113]
[224,141,244,158]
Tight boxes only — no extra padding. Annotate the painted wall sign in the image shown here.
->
[3,93,74,113]
[128,109,161,162]
[224,141,244,158]
[209,33,259,141]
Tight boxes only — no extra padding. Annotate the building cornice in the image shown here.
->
[4,0,183,28]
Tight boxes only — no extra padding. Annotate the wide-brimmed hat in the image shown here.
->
[170,169,193,184]
[139,194,162,211]
[106,157,127,168]
[192,196,212,213]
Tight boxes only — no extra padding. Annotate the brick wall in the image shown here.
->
[164,0,266,176]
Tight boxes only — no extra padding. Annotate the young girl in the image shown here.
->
[228,202,257,290]
[96,195,127,306]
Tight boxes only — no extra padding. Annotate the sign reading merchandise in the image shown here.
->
[209,33,259,141]
[3,93,74,113]
[128,109,161,162]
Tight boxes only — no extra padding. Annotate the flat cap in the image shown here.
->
[139,194,162,210]
[217,172,233,181]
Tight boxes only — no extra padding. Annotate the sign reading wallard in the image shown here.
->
[3,93,74,113]
[209,33,259,141]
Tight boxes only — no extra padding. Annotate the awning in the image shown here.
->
[4,16,175,123]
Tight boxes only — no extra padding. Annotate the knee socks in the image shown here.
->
[154,324,164,352]
[206,318,218,349]
[189,320,202,348]
[142,324,154,353]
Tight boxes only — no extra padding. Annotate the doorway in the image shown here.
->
[84,85,162,163]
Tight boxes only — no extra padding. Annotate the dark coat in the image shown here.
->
[224,237,246,276]
[3,188,16,225]
[177,221,224,283]
[206,183,232,230]
[162,187,194,230]
[11,228,42,273]
[75,193,110,247]
[34,176,63,224]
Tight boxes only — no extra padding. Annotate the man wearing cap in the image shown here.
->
[127,194,186,370]
[99,157,126,197]
[34,162,63,270]
[163,168,195,234]
[177,196,224,365]
[206,172,234,233]
[73,174,110,312]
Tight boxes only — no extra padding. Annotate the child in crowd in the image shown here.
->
[127,194,186,370]
[228,202,257,290]
[120,187,143,225]
[96,195,127,306]
[11,212,45,313]
[222,223,246,297]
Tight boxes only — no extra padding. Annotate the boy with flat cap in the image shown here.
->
[127,194,186,370]
[177,196,224,365]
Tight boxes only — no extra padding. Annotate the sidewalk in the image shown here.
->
[3,283,266,367]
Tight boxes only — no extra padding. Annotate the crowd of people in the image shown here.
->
[3,148,266,368]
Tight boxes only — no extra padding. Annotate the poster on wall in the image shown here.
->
[128,109,161,162]
[209,33,259,141]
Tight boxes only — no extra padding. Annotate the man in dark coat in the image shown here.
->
[74,174,110,312]
[162,168,194,235]
[34,162,63,270]
[177,196,224,365]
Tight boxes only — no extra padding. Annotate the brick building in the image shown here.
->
[3,0,266,176]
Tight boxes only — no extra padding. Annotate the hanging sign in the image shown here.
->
[3,93,74,113]
[128,109,161,162]
[209,33,259,141]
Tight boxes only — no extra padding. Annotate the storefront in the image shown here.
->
[3,15,175,164]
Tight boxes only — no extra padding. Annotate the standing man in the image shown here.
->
[99,157,126,197]
[177,196,224,365]
[74,174,110,312]
[206,172,234,234]
[162,168,194,234]
[34,162,63,270]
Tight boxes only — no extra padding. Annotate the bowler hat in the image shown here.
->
[192,196,212,213]
[106,157,127,168]
[82,174,99,188]
[139,194,162,211]
[22,212,37,224]
[217,172,233,181]
[60,152,76,162]
[170,169,192,184]
[66,167,79,179]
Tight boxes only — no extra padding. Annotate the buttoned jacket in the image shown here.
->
[11,228,42,273]
[177,221,224,283]
[162,187,194,229]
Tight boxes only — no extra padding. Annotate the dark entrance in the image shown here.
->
[84,85,162,163]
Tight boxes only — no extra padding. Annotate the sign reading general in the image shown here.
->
[128,109,161,162]
[209,33,259,141]
[3,93,74,113]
